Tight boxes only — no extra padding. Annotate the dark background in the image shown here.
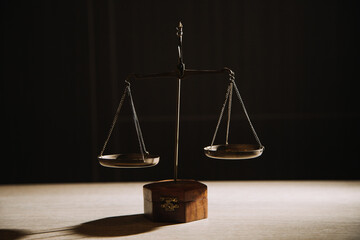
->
[1,0,359,184]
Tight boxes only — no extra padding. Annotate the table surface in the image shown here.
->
[0,181,360,240]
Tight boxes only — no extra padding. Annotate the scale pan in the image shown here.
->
[204,144,264,160]
[98,153,159,168]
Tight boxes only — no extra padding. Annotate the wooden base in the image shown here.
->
[143,179,208,223]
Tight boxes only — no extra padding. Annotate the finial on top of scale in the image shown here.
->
[176,21,183,37]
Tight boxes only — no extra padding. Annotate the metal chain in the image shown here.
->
[211,82,232,146]
[230,76,263,147]
[210,71,263,147]
[127,84,149,159]
[99,84,128,156]
[99,81,149,158]
[225,82,233,144]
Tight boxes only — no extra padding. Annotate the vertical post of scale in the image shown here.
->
[174,22,184,181]
[174,78,181,181]
[144,22,208,223]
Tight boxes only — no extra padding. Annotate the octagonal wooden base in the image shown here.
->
[143,179,208,223]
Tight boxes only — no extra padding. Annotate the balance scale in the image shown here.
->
[98,22,264,223]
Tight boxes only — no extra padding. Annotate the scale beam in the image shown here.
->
[126,68,234,81]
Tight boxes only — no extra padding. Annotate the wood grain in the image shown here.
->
[143,179,207,222]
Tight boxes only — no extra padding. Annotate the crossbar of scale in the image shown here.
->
[126,68,234,81]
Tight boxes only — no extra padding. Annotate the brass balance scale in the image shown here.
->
[98,22,264,223]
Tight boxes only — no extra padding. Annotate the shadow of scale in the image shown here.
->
[97,22,264,223]
[0,214,174,239]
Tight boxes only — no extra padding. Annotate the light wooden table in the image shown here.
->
[1,181,360,240]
